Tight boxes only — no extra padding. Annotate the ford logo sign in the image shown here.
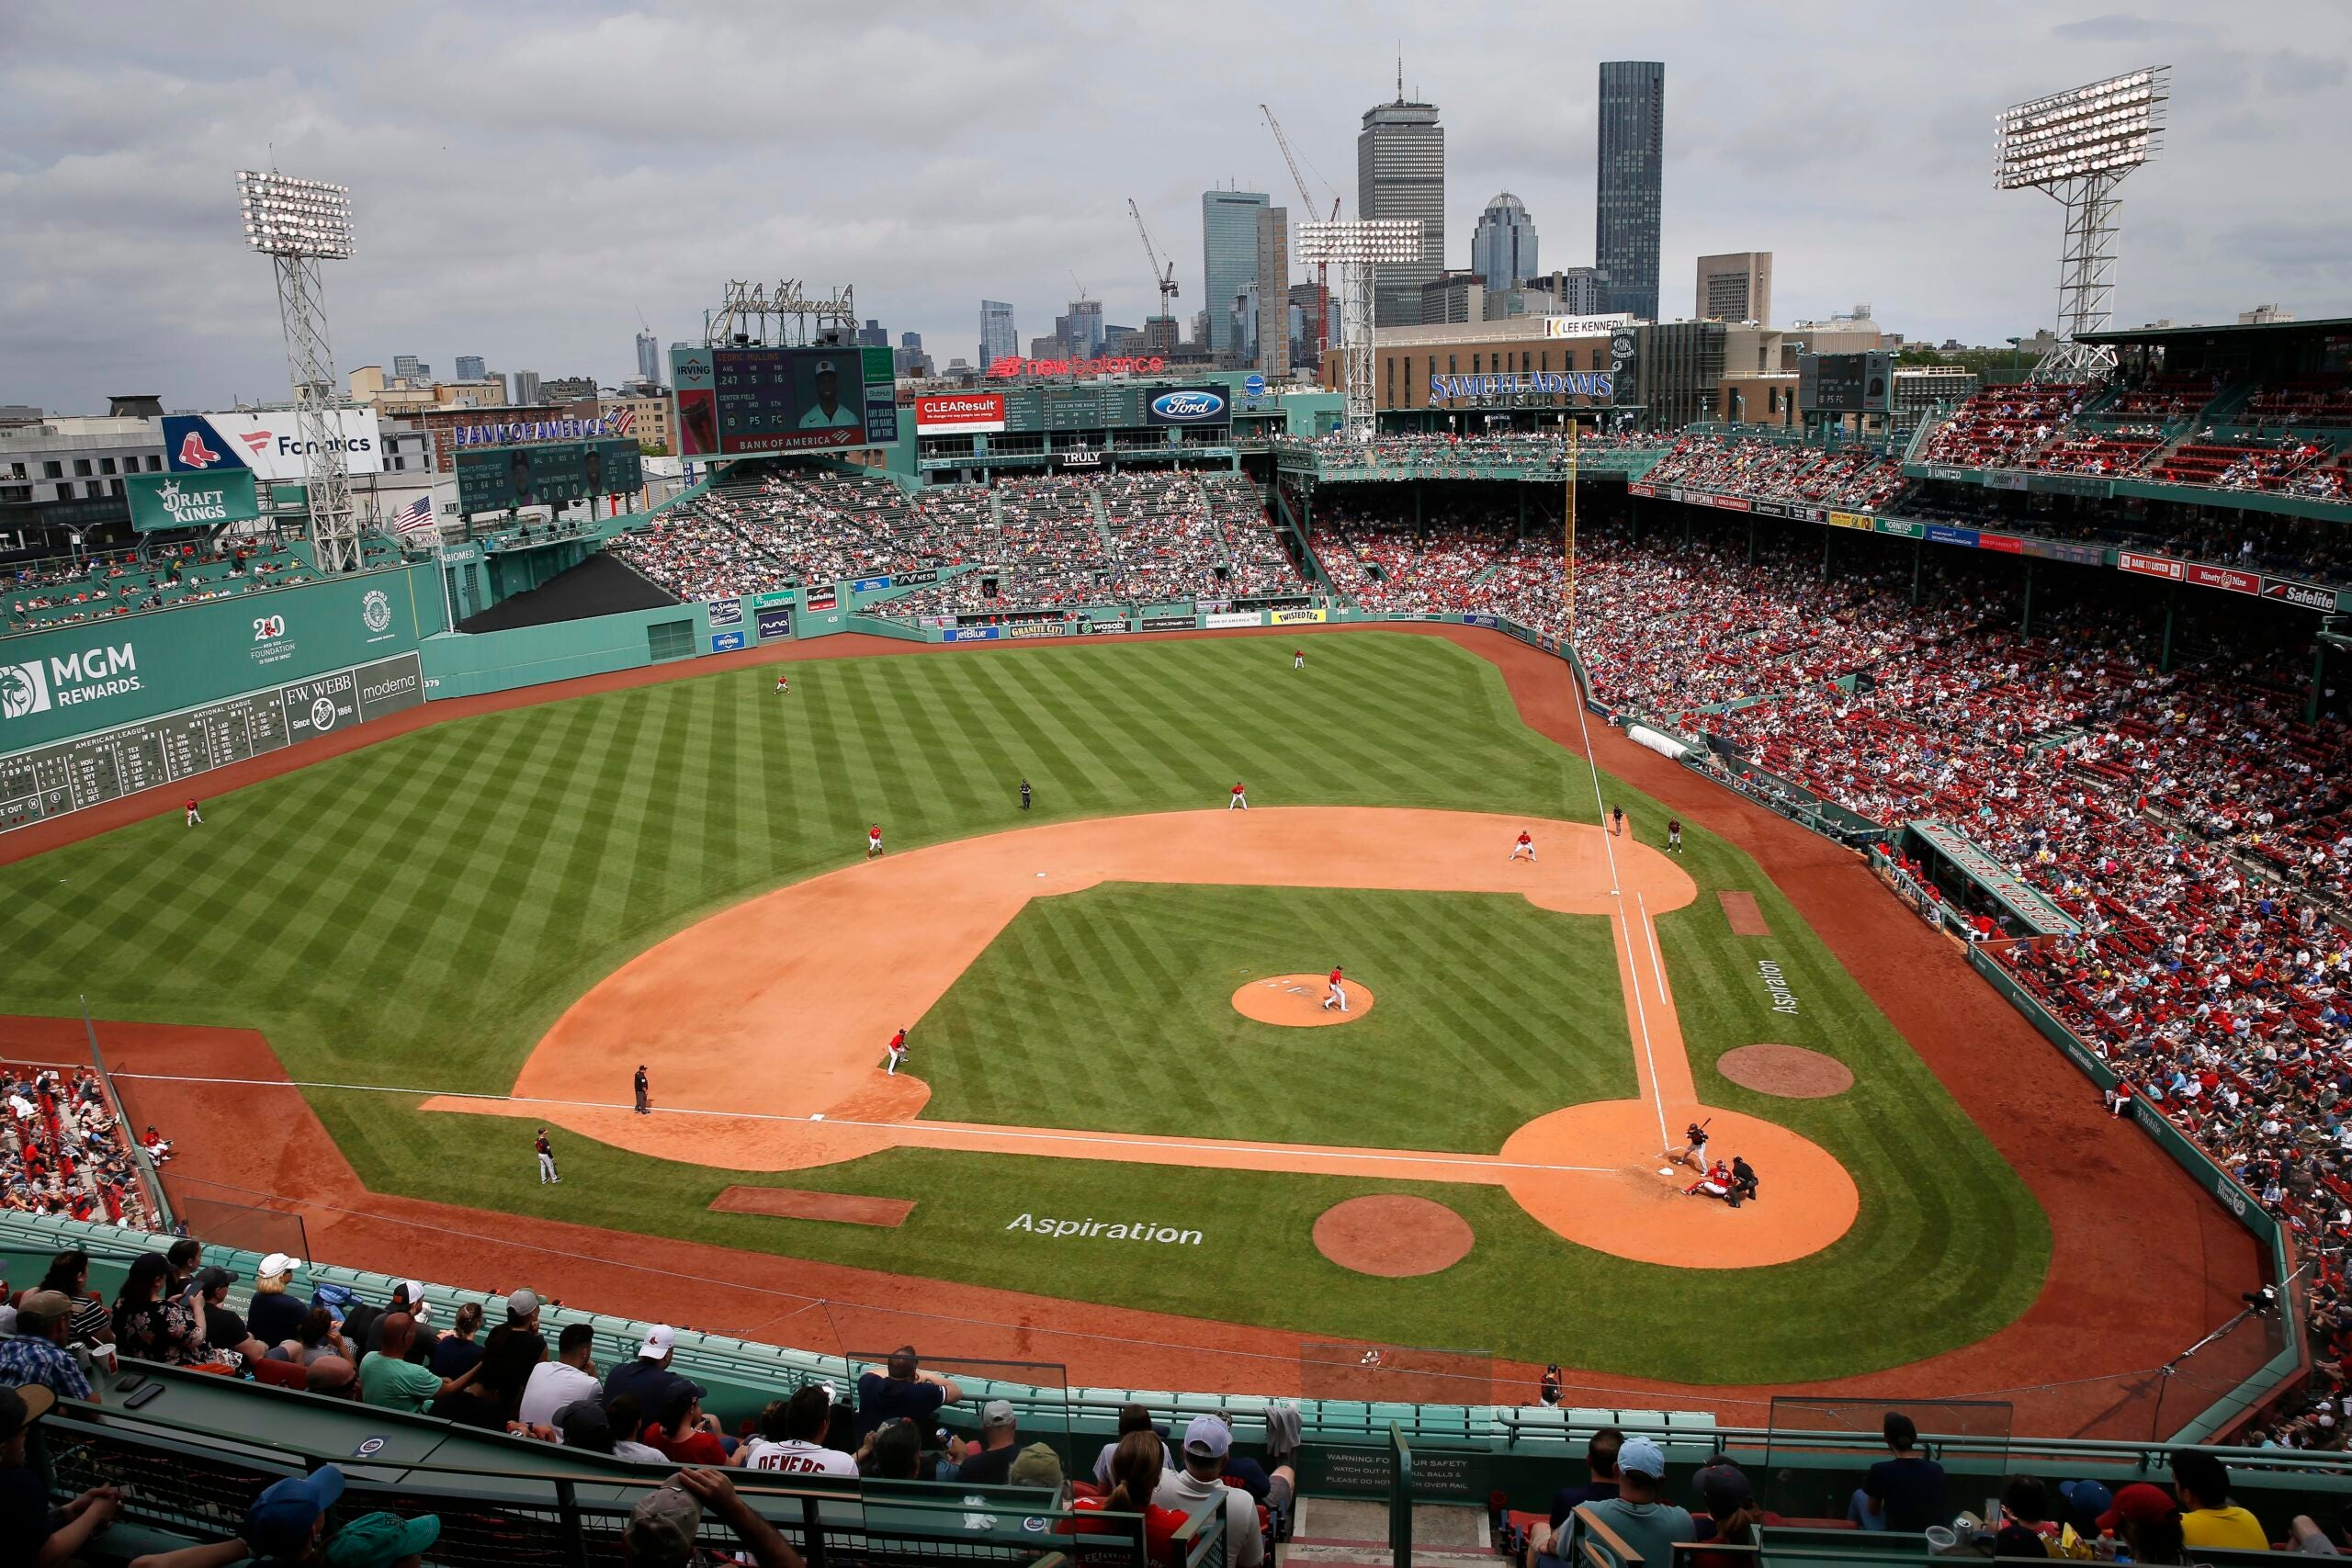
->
[1151,391,1226,420]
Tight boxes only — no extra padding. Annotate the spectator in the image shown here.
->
[1153,1415,1273,1568]
[643,1383,734,1466]
[953,1398,1022,1483]
[1688,1461,1778,1568]
[359,1283,432,1360]
[1847,1413,1946,1530]
[1071,1428,1193,1568]
[282,1307,350,1369]
[1548,1426,1623,1528]
[1092,1403,1175,1489]
[1992,1475,2060,1558]
[624,1469,803,1568]
[1009,1443,1063,1491]
[357,1313,479,1414]
[741,1385,858,1477]
[305,1356,358,1400]
[1555,1436,1693,1568]
[854,1345,962,1438]
[519,1322,601,1430]
[164,1237,204,1297]
[0,1292,95,1405]
[191,1267,268,1366]
[112,1251,209,1365]
[243,1255,306,1350]
[478,1289,547,1400]
[2056,1480,2113,1540]
[0,1382,119,1568]
[857,1419,923,1480]
[35,1252,111,1349]
[429,1303,484,1379]
[556,1398,618,1456]
[322,1511,441,1568]
[606,1324,698,1419]
[607,1393,671,1464]
[240,1465,345,1564]
[2173,1450,2268,1551]
[430,1345,538,1437]
[2098,1483,2186,1565]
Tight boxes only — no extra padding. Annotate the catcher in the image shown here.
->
[1684,1160,1734,1201]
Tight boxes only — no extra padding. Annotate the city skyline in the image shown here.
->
[5,1,2349,412]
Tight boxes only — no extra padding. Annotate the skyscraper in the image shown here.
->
[855,319,888,348]
[513,370,542,405]
[979,300,1017,369]
[1358,78,1444,327]
[1255,205,1290,376]
[1471,194,1538,293]
[1696,252,1772,324]
[634,333,660,383]
[1063,297,1104,358]
[454,354,486,381]
[1202,189,1270,361]
[1595,61,1665,321]
[392,354,425,382]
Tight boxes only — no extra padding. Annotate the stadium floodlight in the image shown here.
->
[1994,67,2168,382]
[1296,220,1422,441]
[234,168,363,570]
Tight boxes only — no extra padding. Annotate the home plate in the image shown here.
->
[1657,1166,1674,1175]
[811,1113,825,1122]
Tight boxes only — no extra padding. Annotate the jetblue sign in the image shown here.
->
[1145,388,1228,425]
[1428,371,1615,404]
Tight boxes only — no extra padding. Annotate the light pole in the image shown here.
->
[235,169,360,571]
[1295,219,1422,443]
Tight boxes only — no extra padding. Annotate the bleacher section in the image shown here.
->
[4,533,408,637]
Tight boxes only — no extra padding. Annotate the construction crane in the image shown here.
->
[1126,197,1180,348]
[1261,103,1340,367]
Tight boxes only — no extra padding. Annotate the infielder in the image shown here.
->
[886,1027,909,1075]
[1509,830,1536,863]
[1228,781,1249,811]
[867,823,884,858]
[1320,965,1349,1012]
[1667,818,1683,853]
[1670,1119,1711,1171]
[536,1128,561,1184]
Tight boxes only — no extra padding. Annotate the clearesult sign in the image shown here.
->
[913,394,1007,434]
[125,470,261,533]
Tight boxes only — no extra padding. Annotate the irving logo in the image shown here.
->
[0,660,51,719]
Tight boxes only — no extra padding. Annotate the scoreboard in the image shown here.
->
[455,439,644,516]
[0,652,423,833]
[671,344,898,457]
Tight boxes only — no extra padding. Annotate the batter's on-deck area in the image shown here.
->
[420,807,1860,1269]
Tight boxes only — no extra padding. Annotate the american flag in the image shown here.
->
[391,494,435,536]
[606,405,637,435]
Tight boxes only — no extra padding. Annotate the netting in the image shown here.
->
[173,1193,310,1264]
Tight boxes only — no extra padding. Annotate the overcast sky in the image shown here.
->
[4,1,2347,414]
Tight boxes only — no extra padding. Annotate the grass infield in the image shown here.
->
[0,632,2049,1380]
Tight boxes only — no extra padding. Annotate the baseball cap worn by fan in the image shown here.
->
[1692,1462,1752,1512]
[260,1252,303,1279]
[1183,1414,1232,1459]
[1008,1442,1064,1488]
[0,1383,56,1444]
[2097,1483,2179,1531]
[640,1324,676,1359]
[245,1464,347,1558]
[982,1398,1016,1428]
[2059,1481,2114,1523]
[1616,1436,1668,1479]
[506,1288,540,1321]
[323,1510,442,1568]
[627,1483,704,1568]
[16,1291,74,1330]
[194,1265,238,1293]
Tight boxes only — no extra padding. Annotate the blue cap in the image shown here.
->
[246,1465,345,1556]
[1617,1436,1667,1478]
[2060,1480,2113,1517]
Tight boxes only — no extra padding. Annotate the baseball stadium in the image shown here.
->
[7,62,2352,1568]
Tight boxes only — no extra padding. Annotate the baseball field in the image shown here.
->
[0,629,2053,1385]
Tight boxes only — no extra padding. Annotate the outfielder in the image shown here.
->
[1509,830,1536,863]
[1670,1119,1711,1171]
[774,673,790,694]
[536,1128,561,1184]
[1320,965,1349,1012]
[1293,649,1305,671]
[185,797,202,828]
[867,823,884,858]
[1228,781,1248,811]
[886,1027,908,1075]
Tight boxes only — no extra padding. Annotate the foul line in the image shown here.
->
[110,1072,1620,1179]
[1613,916,1672,1151]
[1636,893,1668,1008]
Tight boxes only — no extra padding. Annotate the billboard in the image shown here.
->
[1144,387,1230,426]
[453,439,644,514]
[125,470,261,533]
[1799,352,1894,415]
[915,394,1007,434]
[164,410,385,479]
[670,344,893,456]
[1543,313,1634,339]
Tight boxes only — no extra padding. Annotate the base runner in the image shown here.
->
[1509,830,1536,863]
[1320,965,1349,1012]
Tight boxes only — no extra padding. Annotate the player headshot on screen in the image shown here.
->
[799,360,862,429]
[508,450,536,508]
[678,389,718,455]
[584,447,604,499]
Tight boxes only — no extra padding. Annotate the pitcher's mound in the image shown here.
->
[1719,1043,1853,1099]
[1314,1195,1472,1276]
[1233,974,1374,1026]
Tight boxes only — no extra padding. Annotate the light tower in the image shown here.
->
[236,169,360,570]
[1295,218,1420,441]
[1995,67,2169,383]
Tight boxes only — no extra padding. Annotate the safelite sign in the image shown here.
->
[914,394,1006,434]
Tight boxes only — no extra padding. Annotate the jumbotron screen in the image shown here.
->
[671,344,896,456]
[454,439,645,515]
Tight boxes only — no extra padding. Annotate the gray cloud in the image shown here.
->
[2,0,2347,412]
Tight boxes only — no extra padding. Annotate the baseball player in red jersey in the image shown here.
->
[774,672,790,694]
[1684,1160,1733,1200]
[1509,829,1536,863]
[1293,649,1304,671]
[1228,781,1248,811]
[886,1028,908,1076]
[185,798,202,827]
[866,823,883,858]
[1320,965,1349,1012]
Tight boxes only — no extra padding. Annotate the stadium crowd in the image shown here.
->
[3,536,397,636]
[0,1066,160,1230]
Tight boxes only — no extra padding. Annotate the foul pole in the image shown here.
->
[1564,420,1579,637]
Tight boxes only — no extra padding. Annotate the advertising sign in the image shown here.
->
[1927,525,1980,547]
[164,410,385,479]
[1139,615,1196,631]
[671,345,888,457]
[1543,314,1633,338]
[454,438,642,514]
[125,470,261,533]
[1268,607,1328,625]
[914,394,1007,434]
[755,606,795,641]
[986,355,1167,379]
[1976,532,2025,555]
[940,626,1001,642]
[2118,551,2183,581]
[1144,387,1230,426]
[709,630,745,652]
[2185,562,2259,595]
[705,598,743,628]
[1826,511,1873,531]
[1203,610,1261,628]
[1427,371,1614,405]
[804,585,838,612]
[2262,577,2342,613]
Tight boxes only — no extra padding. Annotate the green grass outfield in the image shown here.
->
[0,632,2049,1381]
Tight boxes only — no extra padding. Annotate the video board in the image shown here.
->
[454,439,645,515]
[672,344,895,456]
